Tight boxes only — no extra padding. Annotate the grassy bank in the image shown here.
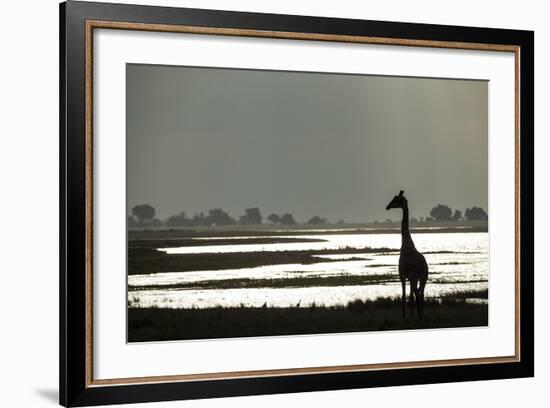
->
[128,244,475,275]
[128,273,399,291]
[128,295,488,342]
[128,246,397,275]
[128,274,488,291]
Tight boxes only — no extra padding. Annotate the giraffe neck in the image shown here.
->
[401,203,414,248]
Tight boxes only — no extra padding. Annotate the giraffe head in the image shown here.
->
[386,190,407,210]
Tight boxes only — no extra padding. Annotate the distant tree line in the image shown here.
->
[376,203,488,225]
[128,204,332,228]
[427,204,488,222]
[128,202,488,229]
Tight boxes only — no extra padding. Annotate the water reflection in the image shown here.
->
[129,232,488,309]
[129,282,489,309]
[159,232,485,255]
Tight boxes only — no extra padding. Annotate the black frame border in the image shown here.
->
[60,1,534,406]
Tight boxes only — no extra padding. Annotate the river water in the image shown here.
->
[128,231,488,309]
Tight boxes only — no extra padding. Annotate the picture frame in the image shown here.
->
[59,1,534,406]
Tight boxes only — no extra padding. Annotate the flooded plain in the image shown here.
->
[128,231,488,309]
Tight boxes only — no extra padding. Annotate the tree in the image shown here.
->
[451,209,462,222]
[132,204,156,225]
[206,208,236,226]
[280,213,296,225]
[430,204,452,222]
[239,207,262,225]
[127,216,139,228]
[465,207,488,221]
[166,212,187,227]
[148,218,163,228]
[307,215,327,225]
[189,212,206,227]
[267,214,281,224]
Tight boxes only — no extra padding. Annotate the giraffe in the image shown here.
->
[385,191,429,319]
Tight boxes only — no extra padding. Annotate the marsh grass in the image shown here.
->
[128,273,399,291]
[128,275,487,291]
[128,294,488,342]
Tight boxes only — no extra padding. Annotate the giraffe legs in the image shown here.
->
[418,279,427,319]
[401,279,406,318]
[413,286,422,319]
[409,284,415,317]
[401,274,426,320]
[409,279,418,318]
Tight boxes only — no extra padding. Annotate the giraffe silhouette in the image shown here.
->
[386,191,429,319]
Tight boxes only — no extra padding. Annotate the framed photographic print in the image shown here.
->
[59,1,534,406]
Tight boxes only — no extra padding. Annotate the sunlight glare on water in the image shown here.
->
[158,232,485,254]
[129,232,488,309]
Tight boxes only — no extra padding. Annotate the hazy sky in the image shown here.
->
[127,64,488,222]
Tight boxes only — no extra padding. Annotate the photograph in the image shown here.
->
[57,2,534,405]
[126,64,489,342]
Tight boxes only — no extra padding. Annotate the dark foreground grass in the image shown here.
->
[128,297,488,342]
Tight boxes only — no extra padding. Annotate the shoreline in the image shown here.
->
[129,222,488,240]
